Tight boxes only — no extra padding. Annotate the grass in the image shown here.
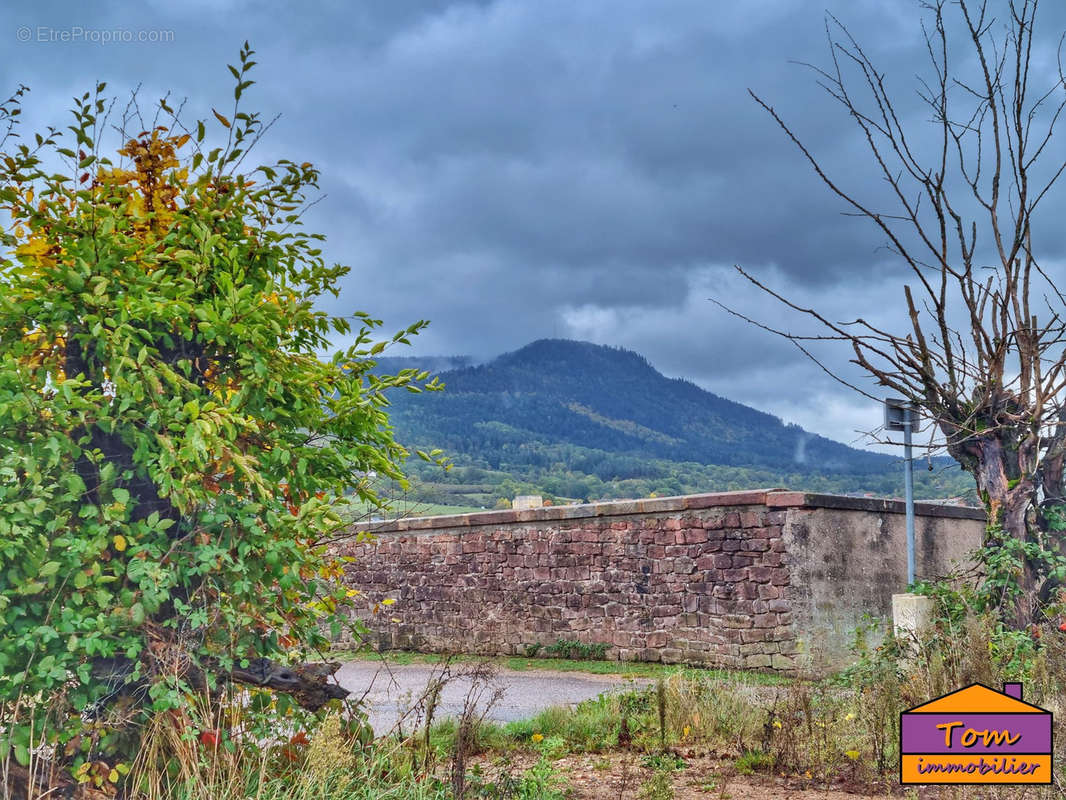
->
[447,673,783,759]
[330,648,792,685]
[21,604,1066,799]
[382,604,1066,795]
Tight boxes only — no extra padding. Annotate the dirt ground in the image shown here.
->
[471,751,895,799]
[476,752,1060,800]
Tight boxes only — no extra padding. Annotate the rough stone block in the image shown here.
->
[749,566,772,583]
[771,653,794,671]
[757,583,781,600]
[740,511,763,528]
[770,568,791,586]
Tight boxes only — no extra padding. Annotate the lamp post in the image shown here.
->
[885,398,918,586]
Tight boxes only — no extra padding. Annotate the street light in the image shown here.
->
[885,398,919,586]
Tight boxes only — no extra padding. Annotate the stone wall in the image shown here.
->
[333,489,985,674]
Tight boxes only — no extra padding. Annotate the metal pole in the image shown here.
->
[903,405,915,586]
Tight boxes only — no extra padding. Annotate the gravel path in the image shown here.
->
[335,660,651,733]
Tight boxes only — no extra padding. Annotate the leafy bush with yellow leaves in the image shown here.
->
[0,45,440,787]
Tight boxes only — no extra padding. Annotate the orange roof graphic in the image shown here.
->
[905,683,1048,714]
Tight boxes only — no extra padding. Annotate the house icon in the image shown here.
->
[900,682,1052,784]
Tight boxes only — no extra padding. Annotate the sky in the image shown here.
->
[5,0,1066,453]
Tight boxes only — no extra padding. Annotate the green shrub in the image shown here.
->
[543,639,610,661]
[734,749,773,775]
[0,52,440,786]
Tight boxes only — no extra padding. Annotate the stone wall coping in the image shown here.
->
[765,491,985,520]
[348,487,985,534]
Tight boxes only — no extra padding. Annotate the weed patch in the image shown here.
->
[543,639,610,661]
[733,749,773,775]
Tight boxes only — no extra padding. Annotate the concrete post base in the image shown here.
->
[892,592,933,645]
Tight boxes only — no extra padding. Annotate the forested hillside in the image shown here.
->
[370,340,976,511]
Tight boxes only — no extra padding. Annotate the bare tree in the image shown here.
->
[739,0,1066,625]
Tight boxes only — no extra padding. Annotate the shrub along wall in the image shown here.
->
[333,489,985,673]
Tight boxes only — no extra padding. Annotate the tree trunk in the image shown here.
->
[947,429,1041,626]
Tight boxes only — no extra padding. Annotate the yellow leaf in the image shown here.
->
[212,109,231,128]
[16,238,52,258]
[113,535,127,552]
[845,750,860,760]
[382,598,396,606]
[108,769,119,783]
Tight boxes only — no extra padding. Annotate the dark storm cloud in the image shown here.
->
[6,0,1066,445]
[302,0,923,282]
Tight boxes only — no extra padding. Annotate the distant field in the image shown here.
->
[336,498,488,522]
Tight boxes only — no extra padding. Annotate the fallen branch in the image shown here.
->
[229,657,350,711]
[90,654,350,713]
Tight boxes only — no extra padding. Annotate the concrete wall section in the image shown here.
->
[768,492,984,671]
[332,490,985,674]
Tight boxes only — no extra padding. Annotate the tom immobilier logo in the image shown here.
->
[900,682,1052,785]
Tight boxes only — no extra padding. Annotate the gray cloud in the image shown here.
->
[6,0,1066,448]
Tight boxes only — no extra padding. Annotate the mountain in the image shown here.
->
[370,339,973,506]
[383,339,894,472]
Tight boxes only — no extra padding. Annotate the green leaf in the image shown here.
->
[39,561,61,578]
